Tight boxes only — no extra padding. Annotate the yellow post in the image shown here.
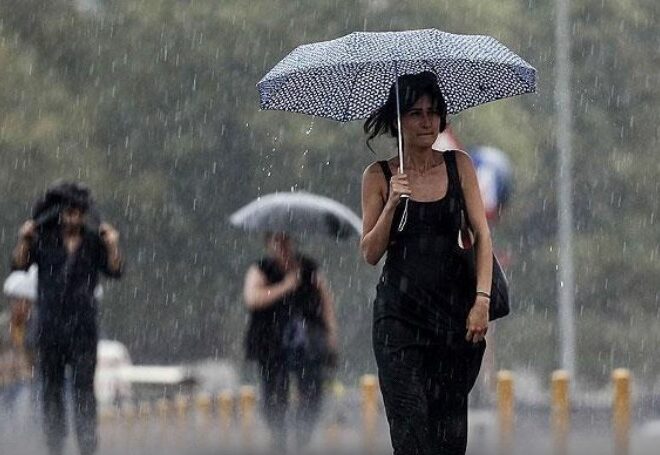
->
[137,401,152,420]
[98,405,119,451]
[134,401,151,451]
[194,392,212,445]
[121,402,137,420]
[496,370,515,455]
[239,385,257,448]
[612,368,631,455]
[174,394,189,448]
[174,393,189,418]
[551,370,570,455]
[120,403,137,449]
[360,374,379,453]
[218,390,235,432]
[155,397,172,449]
[155,397,170,419]
[196,392,212,414]
[325,380,346,450]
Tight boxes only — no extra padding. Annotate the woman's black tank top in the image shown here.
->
[374,151,469,334]
[245,255,325,361]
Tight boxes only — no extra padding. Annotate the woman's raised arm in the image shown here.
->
[360,162,412,265]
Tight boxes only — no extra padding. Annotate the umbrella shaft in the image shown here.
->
[395,71,404,174]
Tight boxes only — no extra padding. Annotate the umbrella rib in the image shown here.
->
[341,62,367,122]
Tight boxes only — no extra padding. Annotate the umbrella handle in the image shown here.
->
[395,70,404,173]
[397,198,410,232]
[394,67,410,201]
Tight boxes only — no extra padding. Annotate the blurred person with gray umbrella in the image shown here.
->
[258,29,535,455]
[231,191,360,452]
[11,181,123,455]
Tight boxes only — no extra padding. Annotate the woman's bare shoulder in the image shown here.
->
[452,149,474,165]
[363,161,382,176]
[364,158,394,177]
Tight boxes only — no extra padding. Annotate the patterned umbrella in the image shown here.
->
[257,29,536,231]
[257,29,537,121]
[229,191,362,240]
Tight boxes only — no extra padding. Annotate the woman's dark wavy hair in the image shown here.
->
[363,71,447,152]
[32,181,99,231]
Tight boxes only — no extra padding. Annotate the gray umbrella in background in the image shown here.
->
[229,192,362,240]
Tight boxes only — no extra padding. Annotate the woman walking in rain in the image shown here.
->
[360,72,491,455]
[242,232,339,452]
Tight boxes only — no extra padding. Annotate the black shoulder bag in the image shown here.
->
[445,151,510,321]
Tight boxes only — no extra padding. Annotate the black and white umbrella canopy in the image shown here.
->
[258,29,537,121]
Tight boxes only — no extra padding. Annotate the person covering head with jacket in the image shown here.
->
[11,180,123,455]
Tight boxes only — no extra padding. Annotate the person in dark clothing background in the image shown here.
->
[243,232,338,452]
[11,181,123,455]
[360,72,491,455]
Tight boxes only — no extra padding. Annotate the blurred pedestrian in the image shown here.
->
[360,72,491,455]
[2,266,38,372]
[10,181,123,455]
[243,232,338,452]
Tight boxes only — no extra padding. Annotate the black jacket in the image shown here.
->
[13,228,121,344]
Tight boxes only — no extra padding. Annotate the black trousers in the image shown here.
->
[258,354,325,451]
[373,318,485,455]
[38,333,98,455]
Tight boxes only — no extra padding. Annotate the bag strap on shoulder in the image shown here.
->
[444,150,474,234]
[443,151,461,198]
[378,160,392,198]
[378,160,392,181]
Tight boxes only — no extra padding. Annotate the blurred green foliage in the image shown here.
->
[0,0,657,387]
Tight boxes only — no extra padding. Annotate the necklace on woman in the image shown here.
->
[406,156,443,177]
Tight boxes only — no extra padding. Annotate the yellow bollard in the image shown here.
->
[239,385,257,448]
[196,392,213,424]
[360,374,379,453]
[551,370,570,455]
[325,380,346,450]
[156,397,170,419]
[218,390,235,432]
[174,393,189,418]
[155,398,172,449]
[174,394,190,447]
[612,368,631,455]
[98,405,119,451]
[120,403,137,449]
[121,402,137,420]
[134,401,151,450]
[497,370,515,455]
[137,401,152,420]
[194,392,213,445]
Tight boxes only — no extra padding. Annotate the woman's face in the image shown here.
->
[266,233,294,259]
[400,95,441,150]
[61,206,86,230]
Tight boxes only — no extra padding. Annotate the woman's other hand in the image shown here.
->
[99,222,120,247]
[283,268,301,291]
[18,220,37,243]
[466,296,489,343]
